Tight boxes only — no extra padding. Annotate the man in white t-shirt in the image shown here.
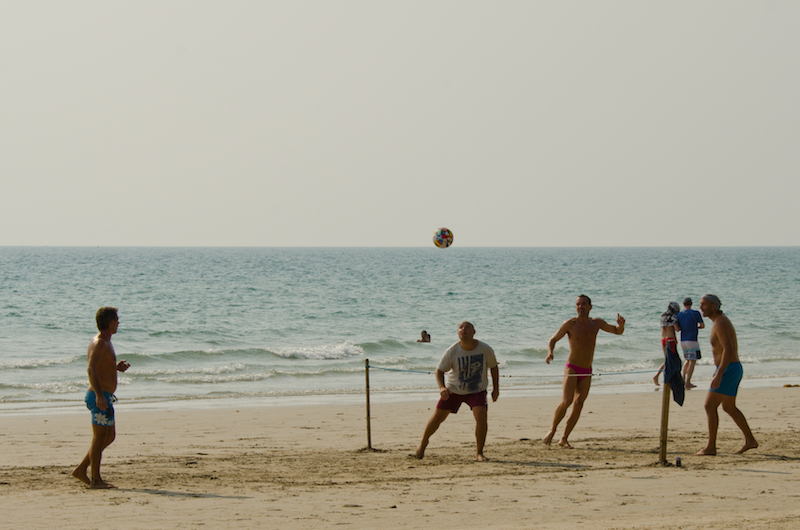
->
[415,321,499,461]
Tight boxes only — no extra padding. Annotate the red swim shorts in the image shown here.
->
[436,390,488,413]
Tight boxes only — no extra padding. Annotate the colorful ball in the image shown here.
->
[433,227,454,248]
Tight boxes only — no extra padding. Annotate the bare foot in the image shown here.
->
[735,439,759,454]
[696,447,716,456]
[414,440,428,459]
[89,480,117,489]
[542,430,555,446]
[475,454,489,462]
[558,439,573,449]
[72,467,91,486]
[685,382,697,389]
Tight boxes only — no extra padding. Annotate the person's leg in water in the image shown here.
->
[683,358,697,389]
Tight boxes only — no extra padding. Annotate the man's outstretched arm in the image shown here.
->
[598,314,625,335]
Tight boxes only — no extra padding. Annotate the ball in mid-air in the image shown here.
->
[433,227,454,248]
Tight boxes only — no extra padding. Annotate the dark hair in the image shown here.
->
[577,294,592,305]
[96,307,118,331]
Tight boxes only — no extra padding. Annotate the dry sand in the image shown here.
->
[2,386,799,529]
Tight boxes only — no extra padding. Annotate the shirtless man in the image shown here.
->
[695,295,758,455]
[543,295,625,448]
[72,307,130,489]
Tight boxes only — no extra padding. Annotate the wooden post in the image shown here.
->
[365,358,372,450]
[659,382,671,465]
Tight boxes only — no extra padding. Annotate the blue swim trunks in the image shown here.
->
[85,390,116,426]
[710,362,743,397]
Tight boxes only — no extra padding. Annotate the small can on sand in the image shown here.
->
[676,457,682,467]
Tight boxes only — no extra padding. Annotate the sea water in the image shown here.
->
[1,247,798,413]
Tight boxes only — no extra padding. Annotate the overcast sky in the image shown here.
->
[2,1,798,247]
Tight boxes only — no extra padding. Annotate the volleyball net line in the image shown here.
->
[362,361,678,462]
[366,364,659,378]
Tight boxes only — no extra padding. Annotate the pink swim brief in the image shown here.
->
[566,363,592,382]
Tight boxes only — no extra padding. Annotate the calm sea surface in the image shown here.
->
[1,247,798,413]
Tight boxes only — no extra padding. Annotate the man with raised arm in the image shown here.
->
[543,295,625,448]
[415,321,499,461]
[72,307,130,489]
[696,294,758,455]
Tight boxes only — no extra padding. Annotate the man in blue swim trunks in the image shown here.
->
[696,295,758,456]
[72,307,130,488]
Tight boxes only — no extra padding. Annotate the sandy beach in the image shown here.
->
[2,386,799,529]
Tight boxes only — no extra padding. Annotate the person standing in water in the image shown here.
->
[654,301,681,386]
[677,297,705,389]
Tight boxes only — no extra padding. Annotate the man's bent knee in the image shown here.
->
[721,399,739,414]
[705,395,724,413]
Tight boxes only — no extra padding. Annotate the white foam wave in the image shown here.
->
[134,364,246,376]
[271,341,365,360]
[0,356,81,370]
[150,371,276,384]
[13,381,85,394]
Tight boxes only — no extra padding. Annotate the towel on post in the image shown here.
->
[664,340,685,406]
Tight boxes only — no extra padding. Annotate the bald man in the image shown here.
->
[695,294,758,455]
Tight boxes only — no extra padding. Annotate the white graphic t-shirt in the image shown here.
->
[437,341,498,395]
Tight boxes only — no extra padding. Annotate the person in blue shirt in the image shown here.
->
[677,297,705,389]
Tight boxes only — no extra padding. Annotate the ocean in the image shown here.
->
[1,247,798,414]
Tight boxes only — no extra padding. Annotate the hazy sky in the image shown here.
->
[2,1,798,247]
